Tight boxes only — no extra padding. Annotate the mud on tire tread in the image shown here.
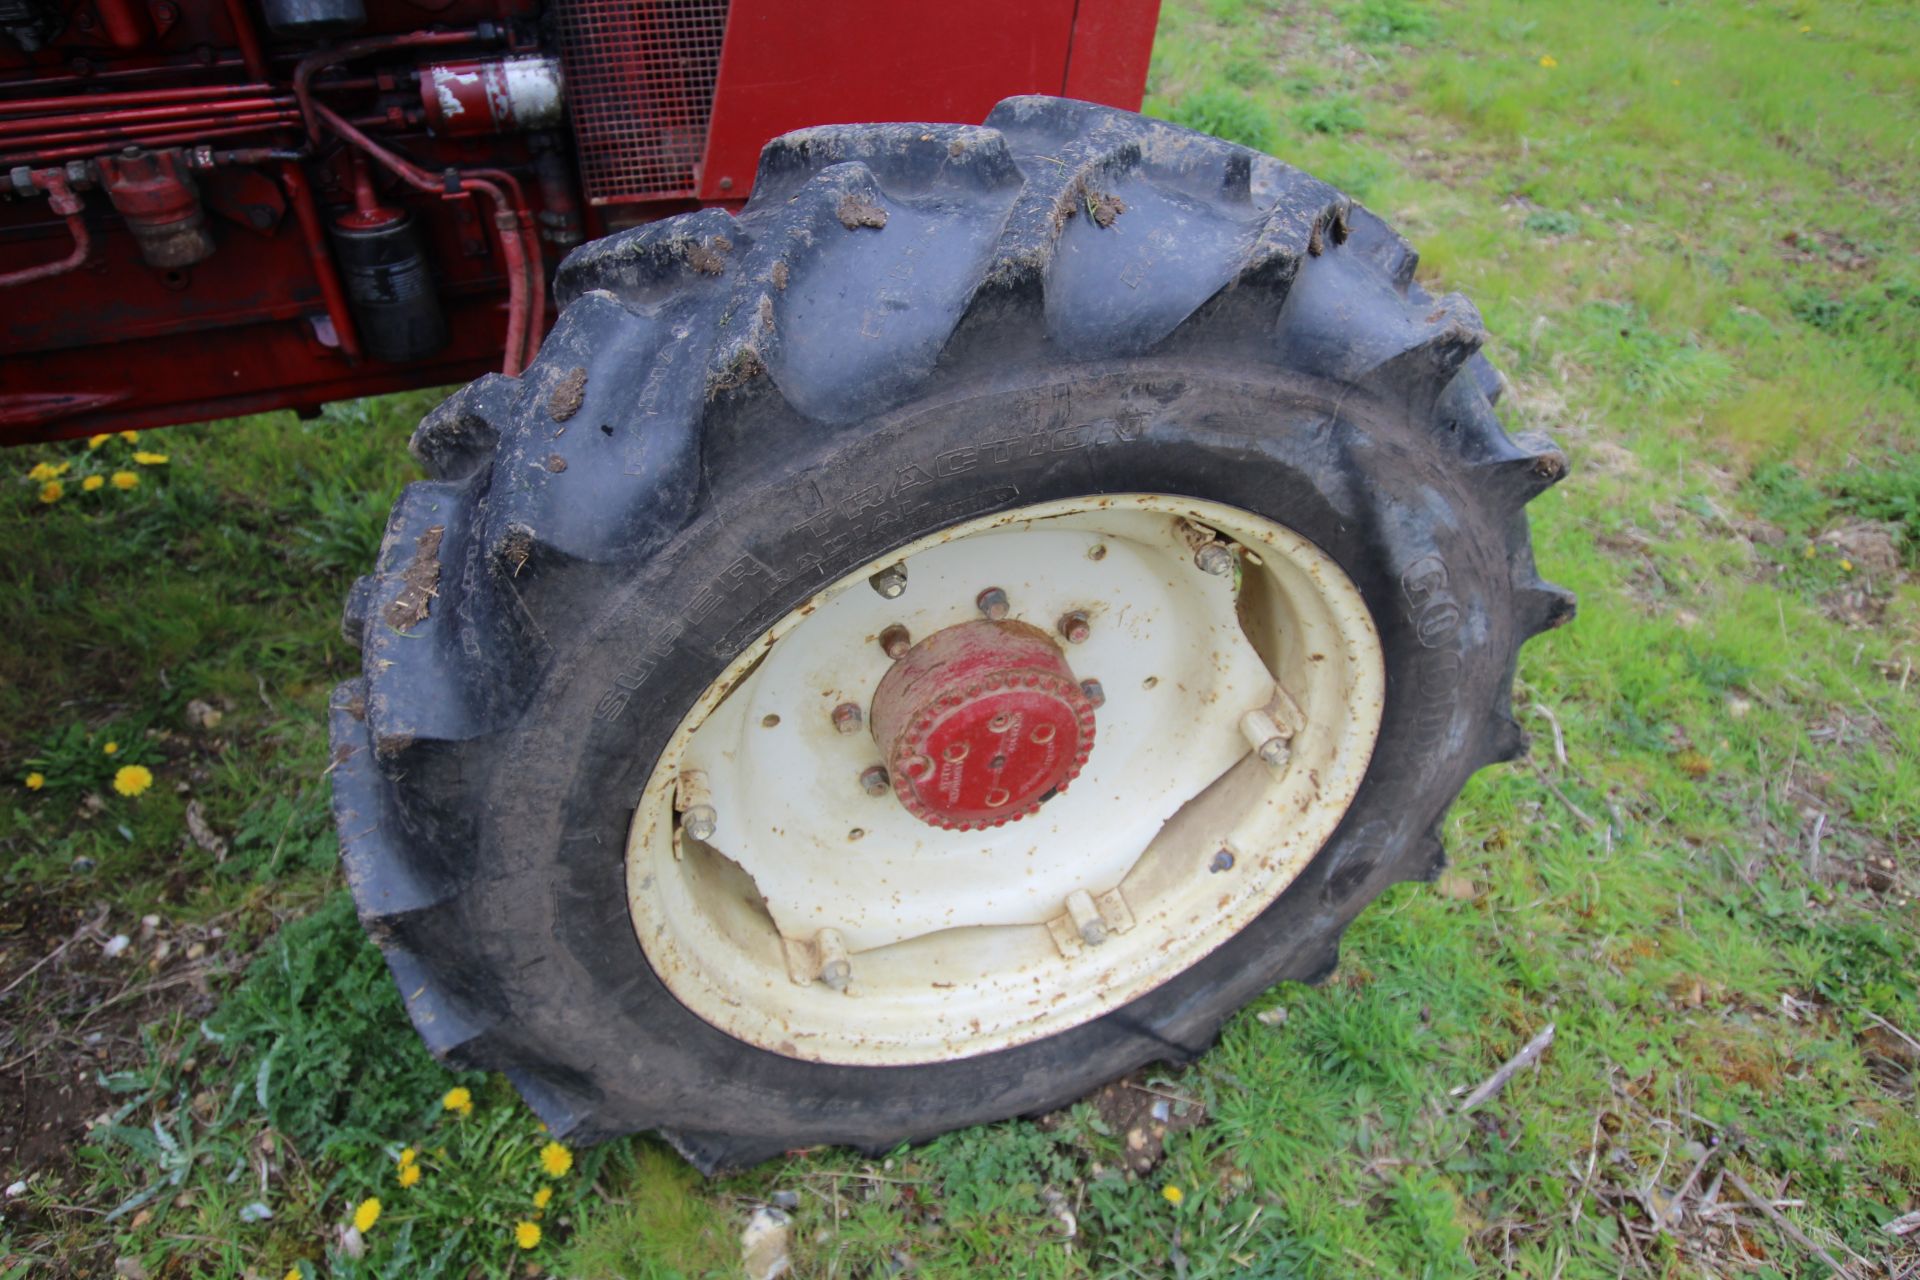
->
[331,95,1572,1172]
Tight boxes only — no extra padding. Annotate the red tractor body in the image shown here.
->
[0,0,1157,444]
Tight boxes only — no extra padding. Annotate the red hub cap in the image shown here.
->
[870,620,1096,831]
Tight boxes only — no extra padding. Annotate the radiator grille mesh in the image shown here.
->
[555,0,730,205]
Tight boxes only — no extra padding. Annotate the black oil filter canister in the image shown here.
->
[330,209,447,364]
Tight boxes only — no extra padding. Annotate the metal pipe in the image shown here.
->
[0,98,295,138]
[469,165,545,367]
[0,175,90,289]
[92,0,154,50]
[0,82,278,116]
[2,122,300,166]
[0,59,250,95]
[221,0,272,80]
[19,110,301,149]
[279,158,364,362]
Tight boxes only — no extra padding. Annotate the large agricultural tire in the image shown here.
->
[329,96,1573,1173]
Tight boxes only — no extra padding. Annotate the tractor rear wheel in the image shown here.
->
[330,96,1572,1172]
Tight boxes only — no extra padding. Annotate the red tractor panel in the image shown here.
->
[0,0,1158,445]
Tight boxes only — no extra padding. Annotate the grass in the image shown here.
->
[3,0,1918,1274]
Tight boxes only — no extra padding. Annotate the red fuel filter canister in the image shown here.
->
[420,56,565,137]
[94,148,215,269]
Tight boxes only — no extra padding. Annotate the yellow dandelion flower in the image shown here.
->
[39,480,63,504]
[1669,78,1680,86]
[1802,542,1816,559]
[398,1147,417,1167]
[82,475,104,492]
[441,1086,473,1116]
[1538,54,1558,68]
[112,764,153,797]
[1162,1184,1184,1206]
[88,434,110,450]
[539,1141,573,1177]
[533,1186,553,1209]
[1840,558,1853,572]
[102,741,119,755]
[283,1269,300,1280]
[352,1197,381,1232]
[514,1221,542,1250]
[28,461,66,482]
[25,772,45,791]
[1798,24,1811,33]
[397,1162,422,1188]
[132,451,170,466]
[111,470,139,490]
[119,430,140,443]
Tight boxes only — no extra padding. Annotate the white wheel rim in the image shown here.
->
[625,495,1385,1066]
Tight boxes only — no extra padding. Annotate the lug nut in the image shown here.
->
[815,928,851,992]
[1240,708,1293,770]
[1195,543,1235,576]
[832,701,864,734]
[860,765,890,796]
[869,563,908,599]
[1080,678,1105,707]
[1065,889,1107,947]
[879,624,912,659]
[976,586,1010,620]
[1057,610,1091,644]
[683,804,717,842]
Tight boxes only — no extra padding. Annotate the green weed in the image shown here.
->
[1346,0,1432,46]
[1159,85,1276,151]
[1291,96,1365,135]
[1833,453,1920,557]
[211,892,477,1160]
[1523,209,1581,236]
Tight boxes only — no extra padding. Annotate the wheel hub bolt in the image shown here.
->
[814,927,851,992]
[1056,610,1091,644]
[1240,708,1293,771]
[1065,889,1108,947]
[832,701,864,734]
[859,765,890,796]
[1195,543,1234,576]
[683,804,717,842]
[879,624,912,659]
[975,586,1010,620]
[868,563,908,599]
[1080,678,1105,707]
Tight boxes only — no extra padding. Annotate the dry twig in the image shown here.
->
[1533,771,1601,831]
[0,906,110,1000]
[1724,1169,1850,1278]
[1456,1023,1556,1112]
[1529,701,1570,767]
